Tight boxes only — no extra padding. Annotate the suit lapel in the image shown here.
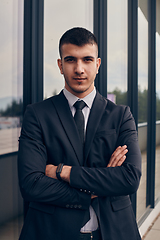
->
[51,91,84,165]
[84,92,108,164]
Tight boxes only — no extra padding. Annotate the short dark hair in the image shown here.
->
[59,27,98,58]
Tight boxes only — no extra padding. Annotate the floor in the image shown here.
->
[0,215,23,240]
[137,146,160,221]
[142,213,160,240]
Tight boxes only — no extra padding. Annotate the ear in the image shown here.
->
[57,59,63,74]
[96,58,101,74]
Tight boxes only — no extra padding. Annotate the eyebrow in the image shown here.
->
[83,56,95,60]
[64,56,95,61]
[64,56,76,61]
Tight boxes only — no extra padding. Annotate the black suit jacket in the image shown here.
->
[18,91,142,240]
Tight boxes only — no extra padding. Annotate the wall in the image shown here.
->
[0,153,23,225]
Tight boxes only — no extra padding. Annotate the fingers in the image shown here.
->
[116,155,126,167]
[91,195,98,199]
[107,145,128,167]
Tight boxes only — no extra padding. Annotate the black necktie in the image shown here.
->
[74,100,90,226]
[74,100,86,144]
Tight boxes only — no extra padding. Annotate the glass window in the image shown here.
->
[107,0,128,105]
[155,0,160,201]
[137,0,148,221]
[0,0,23,155]
[44,0,93,99]
[0,1,23,239]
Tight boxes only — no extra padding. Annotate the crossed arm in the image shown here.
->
[18,104,141,207]
[45,145,128,184]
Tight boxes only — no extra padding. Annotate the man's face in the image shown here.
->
[57,43,101,98]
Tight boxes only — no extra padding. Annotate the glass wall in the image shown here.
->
[155,0,160,201]
[137,0,148,220]
[0,1,23,239]
[44,0,93,99]
[0,0,23,155]
[107,0,128,105]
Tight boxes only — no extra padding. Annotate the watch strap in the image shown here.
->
[56,163,64,181]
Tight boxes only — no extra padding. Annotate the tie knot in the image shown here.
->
[74,100,86,110]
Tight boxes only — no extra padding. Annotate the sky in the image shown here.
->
[43,0,93,98]
[0,0,23,101]
[107,0,128,93]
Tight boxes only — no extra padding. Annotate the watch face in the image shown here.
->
[56,163,64,181]
[57,163,63,173]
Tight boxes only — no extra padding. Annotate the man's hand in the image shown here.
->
[45,164,57,179]
[45,164,71,183]
[60,165,72,183]
[107,145,128,167]
[45,145,127,189]
[91,145,127,199]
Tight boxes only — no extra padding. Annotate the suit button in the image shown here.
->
[84,190,87,192]
[74,205,77,208]
[78,205,82,209]
[70,205,73,208]
[66,204,69,208]
[88,191,91,194]
[92,192,95,195]
[80,189,83,192]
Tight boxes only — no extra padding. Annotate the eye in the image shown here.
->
[64,57,75,62]
[84,58,94,62]
[66,59,74,62]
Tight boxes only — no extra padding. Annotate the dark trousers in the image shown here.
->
[79,229,101,240]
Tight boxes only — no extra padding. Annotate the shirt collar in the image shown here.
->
[63,87,96,109]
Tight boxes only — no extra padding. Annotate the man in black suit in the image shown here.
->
[18,27,142,240]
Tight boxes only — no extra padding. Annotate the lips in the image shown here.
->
[73,78,87,80]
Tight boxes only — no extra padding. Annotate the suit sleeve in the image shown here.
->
[18,105,91,209]
[70,106,142,197]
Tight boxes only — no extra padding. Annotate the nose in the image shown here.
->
[74,61,84,75]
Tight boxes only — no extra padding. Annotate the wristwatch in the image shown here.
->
[56,163,64,181]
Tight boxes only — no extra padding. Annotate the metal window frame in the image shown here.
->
[94,0,107,97]
[23,0,44,217]
[23,0,44,114]
[127,0,157,215]
[146,0,156,208]
[127,0,138,216]
[128,0,138,126]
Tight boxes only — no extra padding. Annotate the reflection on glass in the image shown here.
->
[137,0,148,221]
[44,0,93,99]
[107,0,128,105]
[0,0,23,155]
[155,0,160,200]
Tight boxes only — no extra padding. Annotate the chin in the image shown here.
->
[73,88,86,94]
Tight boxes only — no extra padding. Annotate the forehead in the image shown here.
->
[60,43,98,59]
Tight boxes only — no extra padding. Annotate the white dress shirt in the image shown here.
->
[63,87,99,232]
